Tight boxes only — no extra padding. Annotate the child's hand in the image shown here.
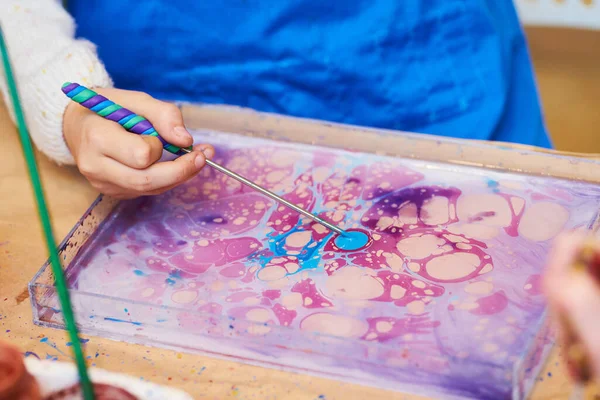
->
[63,88,214,199]
[544,232,600,381]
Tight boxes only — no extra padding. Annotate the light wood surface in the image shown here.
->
[1,98,599,399]
[526,26,600,154]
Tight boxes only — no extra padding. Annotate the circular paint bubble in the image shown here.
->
[333,229,371,251]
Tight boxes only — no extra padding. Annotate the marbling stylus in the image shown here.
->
[61,83,355,239]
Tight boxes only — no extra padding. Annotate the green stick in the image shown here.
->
[0,26,95,400]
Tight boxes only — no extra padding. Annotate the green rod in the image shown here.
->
[0,26,95,399]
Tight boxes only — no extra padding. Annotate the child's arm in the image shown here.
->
[0,1,214,199]
[0,0,111,165]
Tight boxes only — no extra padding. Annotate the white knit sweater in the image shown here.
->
[0,0,112,165]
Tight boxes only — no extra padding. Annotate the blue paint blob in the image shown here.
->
[487,179,500,193]
[24,351,40,359]
[104,317,142,326]
[263,226,330,274]
[334,230,369,251]
[487,179,499,188]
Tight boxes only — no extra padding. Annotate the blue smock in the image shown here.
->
[69,1,551,148]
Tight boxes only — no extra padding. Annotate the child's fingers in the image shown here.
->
[544,232,592,327]
[145,171,201,196]
[101,150,206,193]
[543,232,587,294]
[141,151,207,191]
[544,232,600,304]
[86,118,164,169]
[556,272,600,377]
[96,88,193,149]
[543,232,600,378]
[194,143,215,159]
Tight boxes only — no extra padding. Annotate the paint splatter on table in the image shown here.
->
[62,131,600,399]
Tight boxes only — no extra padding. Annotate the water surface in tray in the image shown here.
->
[66,131,600,398]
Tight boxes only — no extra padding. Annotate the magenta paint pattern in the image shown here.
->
[68,132,600,399]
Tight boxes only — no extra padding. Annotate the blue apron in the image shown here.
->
[69,1,551,148]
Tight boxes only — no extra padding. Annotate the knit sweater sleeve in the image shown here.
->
[0,0,112,165]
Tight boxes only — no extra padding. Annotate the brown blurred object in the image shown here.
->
[0,340,40,400]
[562,242,600,384]
[525,26,600,153]
[45,383,138,400]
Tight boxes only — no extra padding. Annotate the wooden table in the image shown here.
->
[0,100,597,399]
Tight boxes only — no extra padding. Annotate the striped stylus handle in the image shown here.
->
[61,82,192,156]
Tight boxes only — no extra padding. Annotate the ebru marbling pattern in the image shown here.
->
[70,132,600,398]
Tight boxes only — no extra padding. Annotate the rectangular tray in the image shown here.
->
[30,104,600,399]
